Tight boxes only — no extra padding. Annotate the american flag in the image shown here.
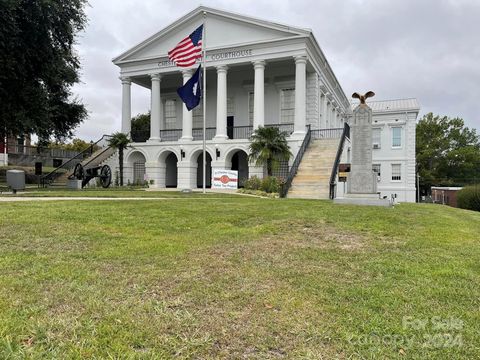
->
[168,25,203,67]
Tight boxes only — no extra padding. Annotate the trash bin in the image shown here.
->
[6,170,25,193]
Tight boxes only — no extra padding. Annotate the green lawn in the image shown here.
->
[0,197,479,359]
[0,188,245,198]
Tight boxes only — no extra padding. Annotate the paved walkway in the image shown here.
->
[0,196,256,202]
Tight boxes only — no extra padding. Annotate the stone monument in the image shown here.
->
[349,91,377,194]
[334,91,391,207]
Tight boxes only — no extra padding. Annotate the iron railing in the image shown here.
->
[160,129,182,142]
[280,125,312,198]
[311,127,344,139]
[130,123,298,142]
[3,143,81,158]
[193,127,216,141]
[229,126,253,139]
[329,122,351,199]
[40,134,112,187]
[265,123,294,135]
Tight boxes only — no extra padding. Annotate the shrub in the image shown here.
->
[261,176,280,193]
[244,176,261,191]
[457,185,480,211]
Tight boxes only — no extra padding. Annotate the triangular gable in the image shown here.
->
[113,6,309,64]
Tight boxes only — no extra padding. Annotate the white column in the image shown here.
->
[332,107,337,127]
[149,73,162,142]
[214,65,228,140]
[180,69,193,141]
[253,60,265,129]
[121,76,131,134]
[293,56,307,136]
[320,93,327,128]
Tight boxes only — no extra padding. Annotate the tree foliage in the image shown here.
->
[48,138,96,152]
[131,112,150,142]
[416,113,480,193]
[249,127,292,176]
[0,0,88,140]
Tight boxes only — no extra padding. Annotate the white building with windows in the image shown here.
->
[111,6,419,202]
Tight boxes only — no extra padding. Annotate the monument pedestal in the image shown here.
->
[334,193,391,207]
[336,93,392,207]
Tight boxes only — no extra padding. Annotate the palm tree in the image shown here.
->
[108,132,130,186]
[249,126,292,176]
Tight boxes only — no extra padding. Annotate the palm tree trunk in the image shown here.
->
[119,147,124,186]
[267,158,273,177]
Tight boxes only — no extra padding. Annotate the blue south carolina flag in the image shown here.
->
[177,65,202,111]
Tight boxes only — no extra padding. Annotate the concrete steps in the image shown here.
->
[287,138,340,199]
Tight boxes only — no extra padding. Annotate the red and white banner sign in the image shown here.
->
[212,169,238,190]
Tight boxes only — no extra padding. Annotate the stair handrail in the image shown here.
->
[41,134,112,187]
[280,125,312,198]
[329,123,350,199]
[80,144,114,169]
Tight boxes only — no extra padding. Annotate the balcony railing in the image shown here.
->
[311,127,345,139]
[131,123,298,143]
[192,127,216,141]
[160,129,182,142]
[265,123,294,135]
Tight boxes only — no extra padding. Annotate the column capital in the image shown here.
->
[150,73,162,81]
[216,65,228,73]
[294,55,308,65]
[252,60,266,69]
[120,76,131,85]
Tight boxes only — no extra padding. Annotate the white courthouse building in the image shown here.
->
[112,6,419,202]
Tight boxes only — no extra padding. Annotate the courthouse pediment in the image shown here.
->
[113,6,309,64]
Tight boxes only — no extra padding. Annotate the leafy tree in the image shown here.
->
[0,0,88,141]
[416,113,480,193]
[108,132,131,186]
[249,127,292,176]
[48,138,97,152]
[131,112,150,142]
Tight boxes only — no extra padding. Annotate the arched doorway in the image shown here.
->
[197,152,212,188]
[165,152,178,188]
[127,151,146,185]
[230,150,249,188]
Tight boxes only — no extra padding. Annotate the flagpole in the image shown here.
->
[202,11,207,194]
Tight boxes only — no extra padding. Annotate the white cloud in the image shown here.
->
[71,0,480,140]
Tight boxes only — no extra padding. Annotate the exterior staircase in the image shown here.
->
[287,138,340,199]
[49,146,116,187]
[41,134,114,188]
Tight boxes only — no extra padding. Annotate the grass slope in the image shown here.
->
[0,198,479,359]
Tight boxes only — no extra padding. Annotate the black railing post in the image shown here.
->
[328,122,350,199]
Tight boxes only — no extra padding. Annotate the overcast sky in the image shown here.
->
[71,0,480,141]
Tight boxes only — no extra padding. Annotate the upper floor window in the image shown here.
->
[392,127,402,148]
[391,164,401,181]
[192,103,203,128]
[227,97,235,117]
[372,164,381,177]
[372,128,381,149]
[164,99,177,129]
[280,88,295,124]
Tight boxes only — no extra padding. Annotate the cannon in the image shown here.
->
[71,163,112,188]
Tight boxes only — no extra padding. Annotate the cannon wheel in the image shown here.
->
[73,163,84,181]
[99,165,112,188]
